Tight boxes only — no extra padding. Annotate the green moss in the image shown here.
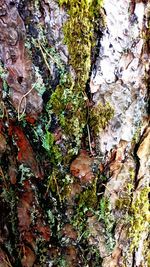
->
[129,187,149,251]
[78,180,97,210]
[97,196,115,252]
[49,78,87,159]
[115,195,130,212]
[115,169,135,211]
[42,131,63,165]
[116,186,149,252]
[0,61,8,91]
[131,126,142,146]
[1,187,19,244]
[59,0,103,87]
[71,181,97,238]
[90,102,114,134]
[39,0,104,209]
[143,238,150,267]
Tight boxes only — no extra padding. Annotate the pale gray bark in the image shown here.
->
[90,1,150,266]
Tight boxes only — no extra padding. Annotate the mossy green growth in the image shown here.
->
[42,0,104,191]
[90,102,114,134]
[50,77,87,158]
[78,180,98,210]
[46,170,75,203]
[143,238,150,267]
[71,181,97,238]
[0,61,8,91]
[97,196,115,252]
[131,126,142,146]
[115,169,134,212]
[59,0,103,87]
[1,187,19,241]
[42,131,62,165]
[116,186,150,252]
[129,187,150,251]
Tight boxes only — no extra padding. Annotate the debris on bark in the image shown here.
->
[70,150,95,184]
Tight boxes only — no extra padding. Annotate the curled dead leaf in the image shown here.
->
[64,246,78,267]
[70,150,94,184]
[61,224,77,240]
[21,246,36,267]
[0,133,6,154]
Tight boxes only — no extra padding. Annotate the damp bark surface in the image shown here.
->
[0,1,149,267]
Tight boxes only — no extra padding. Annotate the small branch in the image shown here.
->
[0,166,8,190]
[2,255,13,267]
[46,171,62,204]
[36,41,52,74]
[39,41,63,69]
[18,85,34,121]
[87,124,93,155]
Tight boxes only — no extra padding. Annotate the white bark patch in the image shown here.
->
[91,0,148,154]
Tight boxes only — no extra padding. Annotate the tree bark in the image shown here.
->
[0,0,149,267]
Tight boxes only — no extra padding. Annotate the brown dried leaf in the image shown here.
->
[0,133,6,154]
[21,246,36,267]
[70,150,94,184]
[61,224,78,240]
[64,246,78,267]
[109,141,127,179]
[102,246,122,267]
[35,221,51,241]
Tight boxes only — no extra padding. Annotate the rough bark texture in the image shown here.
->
[0,0,149,267]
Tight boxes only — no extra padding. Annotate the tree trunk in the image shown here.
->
[0,0,149,267]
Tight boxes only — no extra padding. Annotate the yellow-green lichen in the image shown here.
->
[59,0,103,87]
[49,79,87,158]
[116,186,150,252]
[42,131,63,165]
[129,187,150,251]
[97,196,116,252]
[143,238,150,267]
[71,181,97,238]
[78,180,98,210]
[90,102,115,134]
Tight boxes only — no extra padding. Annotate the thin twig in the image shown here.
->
[2,255,13,267]
[53,174,62,204]
[46,171,62,203]
[36,41,52,73]
[0,166,8,190]
[18,85,34,121]
[87,124,93,155]
[38,40,63,69]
